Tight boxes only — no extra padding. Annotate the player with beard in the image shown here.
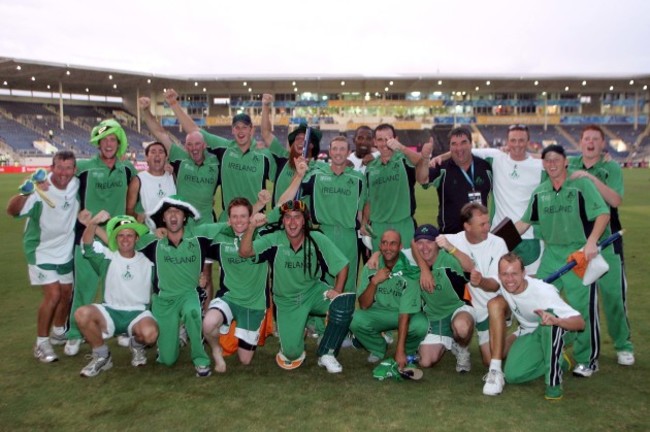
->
[238,200,352,374]
[139,195,223,377]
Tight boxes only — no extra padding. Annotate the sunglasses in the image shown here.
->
[508,124,529,131]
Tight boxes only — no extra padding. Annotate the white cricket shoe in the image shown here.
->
[129,338,147,367]
[573,362,598,378]
[318,354,343,373]
[64,339,81,356]
[80,353,113,377]
[617,351,635,366]
[483,369,505,396]
[451,341,471,373]
[117,334,130,348]
[34,340,58,363]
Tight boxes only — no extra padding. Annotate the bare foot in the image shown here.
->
[212,345,226,373]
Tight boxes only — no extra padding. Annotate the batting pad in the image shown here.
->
[317,292,356,357]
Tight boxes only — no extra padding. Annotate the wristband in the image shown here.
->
[449,247,457,255]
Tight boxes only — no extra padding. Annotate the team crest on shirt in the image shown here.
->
[253,155,260,162]
[475,176,484,186]
[62,200,71,210]
[122,265,133,281]
[347,178,354,185]
[510,166,520,179]
[392,162,400,169]
[567,191,576,200]
[157,188,165,197]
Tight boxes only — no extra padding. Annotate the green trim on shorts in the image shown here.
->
[37,259,74,275]
[105,306,146,335]
[226,301,266,332]
[427,313,454,338]
[476,318,490,332]
[513,239,541,266]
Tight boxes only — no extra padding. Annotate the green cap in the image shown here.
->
[106,215,149,251]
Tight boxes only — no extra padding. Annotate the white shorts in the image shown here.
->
[208,297,260,346]
[93,304,154,339]
[28,265,73,285]
[421,305,475,350]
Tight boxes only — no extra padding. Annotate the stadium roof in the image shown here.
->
[1,0,649,97]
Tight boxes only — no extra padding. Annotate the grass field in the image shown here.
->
[1,170,649,432]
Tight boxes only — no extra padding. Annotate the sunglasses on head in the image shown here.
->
[508,124,528,131]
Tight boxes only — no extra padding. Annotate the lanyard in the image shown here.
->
[460,160,475,190]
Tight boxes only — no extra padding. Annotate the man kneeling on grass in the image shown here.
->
[481,253,585,400]
[75,212,158,377]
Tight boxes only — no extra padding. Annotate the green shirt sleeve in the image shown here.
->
[82,243,109,275]
[269,136,289,158]
[200,129,231,150]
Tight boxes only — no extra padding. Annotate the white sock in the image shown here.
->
[489,359,502,372]
[36,336,49,346]
[52,326,66,336]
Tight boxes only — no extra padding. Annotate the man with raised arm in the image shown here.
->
[422,124,542,272]
[165,89,276,217]
[239,200,352,374]
[260,93,323,206]
[416,126,492,235]
[65,120,136,356]
[75,212,158,377]
[362,124,422,250]
[202,197,270,373]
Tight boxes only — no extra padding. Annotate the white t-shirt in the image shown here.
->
[446,231,508,318]
[19,173,79,265]
[96,244,154,311]
[347,151,380,174]
[472,149,543,240]
[137,171,177,230]
[500,276,580,336]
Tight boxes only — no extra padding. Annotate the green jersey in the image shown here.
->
[365,152,417,223]
[301,165,367,229]
[207,225,268,310]
[138,224,223,298]
[76,155,135,240]
[200,130,276,211]
[169,144,220,224]
[414,250,468,321]
[568,155,623,233]
[252,230,348,307]
[522,176,610,248]
[358,257,421,314]
[268,136,327,206]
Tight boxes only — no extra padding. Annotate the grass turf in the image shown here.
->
[0,169,649,432]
